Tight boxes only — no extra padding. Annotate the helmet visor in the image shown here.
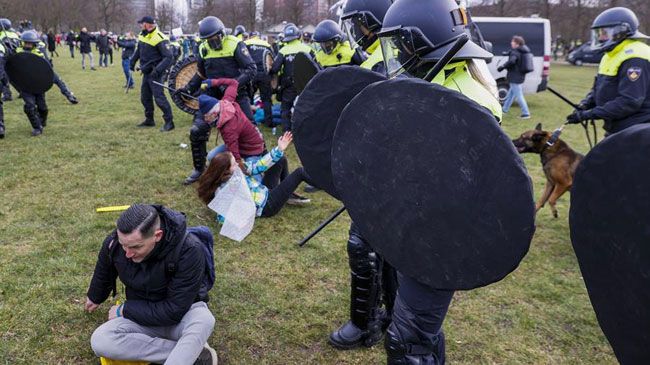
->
[341,12,380,48]
[379,27,435,78]
[320,40,337,54]
[591,24,629,50]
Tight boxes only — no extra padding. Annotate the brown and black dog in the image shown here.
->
[512,123,584,218]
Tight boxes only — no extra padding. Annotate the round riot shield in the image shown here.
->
[6,52,54,94]
[292,51,320,93]
[331,78,535,290]
[570,124,650,365]
[168,55,199,115]
[293,66,386,199]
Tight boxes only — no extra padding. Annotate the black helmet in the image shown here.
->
[341,0,392,50]
[0,18,10,31]
[198,16,225,39]
[590,7,649,52]
[314,20,344,54]
[378,0,492,78]
[283,23,301,42]
[20,30,40,44]
[234,25,246,37]
[250,31,260,38]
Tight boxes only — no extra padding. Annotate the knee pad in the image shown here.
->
[347,230,378,276]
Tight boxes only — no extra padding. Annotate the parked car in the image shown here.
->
[473,17,552,102]
[567,43,604,66]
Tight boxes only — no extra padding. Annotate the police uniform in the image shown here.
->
[578,39,650,134]
[130,26,174,128]
[270,39,315,132]
[360,40,385,74]
[315,40,365,68]
[16,45,50,135]
[0,28,20,100]
[375,0,503,363]
[35,40,77,103]
[184,34,257,182]
[245,36,275,126]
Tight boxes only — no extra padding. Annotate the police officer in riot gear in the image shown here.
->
[326,0,397,352]
[341,0,393,73]
[567,7,650,135]
[270,24,315,132]
[130,16,175,131]
[181,16,257,185]
[245,31,275,127]
[0,18,19,101]
[376,0,502,363]
[234,25,247,40]
[16,31,52,136]
[313,19,365,68]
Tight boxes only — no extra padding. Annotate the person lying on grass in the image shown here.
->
[197,132,312,218]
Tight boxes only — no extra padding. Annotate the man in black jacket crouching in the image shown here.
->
[85,204,217,365]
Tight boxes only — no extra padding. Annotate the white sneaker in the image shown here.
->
[193,343,218,365]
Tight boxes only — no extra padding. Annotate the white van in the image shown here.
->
[472,17,552,101]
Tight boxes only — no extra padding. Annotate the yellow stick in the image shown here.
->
[96,205,131,213]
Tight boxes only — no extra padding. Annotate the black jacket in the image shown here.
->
[501,45,530,84]
[97,34,110,53]
[130,27,173,76]
[581,56,650,133]
[87,206,207,326]
[117,38,136,60]
[76,32,94,53]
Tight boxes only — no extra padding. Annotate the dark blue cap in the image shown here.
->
[137,16,155,24]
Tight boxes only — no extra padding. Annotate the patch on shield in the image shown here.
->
[241,46,250,57]
[627,67,641,82]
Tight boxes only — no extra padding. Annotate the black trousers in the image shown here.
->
[141,72,173,122]
[280,84,298,132]
[261,166,309,217]
[251,73,273,126]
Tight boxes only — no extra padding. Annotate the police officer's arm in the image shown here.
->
[86,232,119,305]
[208,78,239,103]
[351,48,367,66]
[186,56,206,92]
[579,84,597,110]
[234,42,257,86]
[129,43,141,70]
[122,243,204,326]
[587,58,649,121]
[270,52,285,74]
[153,39,173,76]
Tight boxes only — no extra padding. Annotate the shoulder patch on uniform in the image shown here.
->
[241,46,250,57]
[627,67,642,82]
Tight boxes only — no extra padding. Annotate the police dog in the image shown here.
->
[512,123,584,218]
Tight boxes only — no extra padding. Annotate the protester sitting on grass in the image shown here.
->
[85,204,217,365]
[197,132,311,218]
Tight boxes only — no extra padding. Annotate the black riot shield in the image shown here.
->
[293,66,386,199]
[5,52,54,94]
[569,124,650,365]
[331,78,535,290]
[168,55,199,115]
[292,51,320,93]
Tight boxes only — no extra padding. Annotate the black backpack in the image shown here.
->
[519,51,534,74]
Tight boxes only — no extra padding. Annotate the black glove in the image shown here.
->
[175,86,190,98]
[567,110,589,124]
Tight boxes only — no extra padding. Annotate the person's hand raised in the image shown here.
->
[278,132,293,152]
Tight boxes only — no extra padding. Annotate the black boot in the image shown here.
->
[25,106,43,136]
[160,118,175,132]
[66,93,79,104]
[39,109,48,127]
[183,142,207,185]
[385,323,444,365]
[329,226,384,349]
[0,120,5,139]
[137,119,155,127]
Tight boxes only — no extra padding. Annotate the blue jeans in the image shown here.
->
[502,82,530,116]
[122,59,134,87]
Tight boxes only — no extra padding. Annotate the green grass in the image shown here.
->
[0,52,616,364]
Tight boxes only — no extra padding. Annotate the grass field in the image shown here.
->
[0,50,617,364]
